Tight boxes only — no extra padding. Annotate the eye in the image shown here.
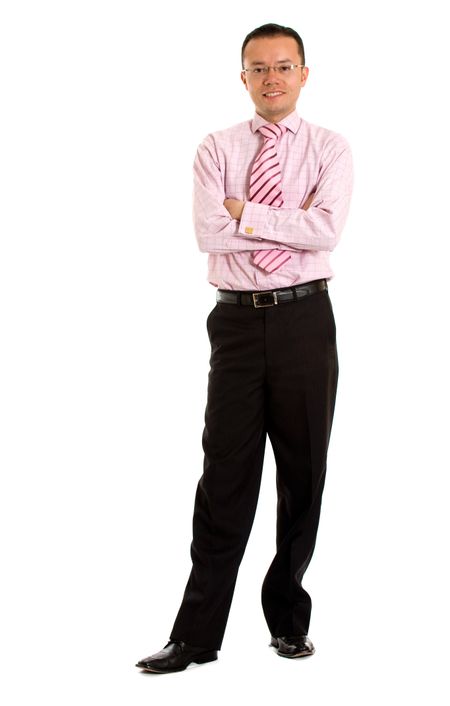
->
[279,65,292,73]
[253,67,264,74]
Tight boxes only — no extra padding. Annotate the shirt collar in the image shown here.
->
[251,109,301,134]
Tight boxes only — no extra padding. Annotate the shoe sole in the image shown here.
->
[136,664,186,673]
[275,649,315,658]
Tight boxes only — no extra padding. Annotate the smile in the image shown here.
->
[263,91,284,97]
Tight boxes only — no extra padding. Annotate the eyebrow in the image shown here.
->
[249,58,294,66]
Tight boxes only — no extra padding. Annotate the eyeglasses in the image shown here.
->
[242,64,304,76]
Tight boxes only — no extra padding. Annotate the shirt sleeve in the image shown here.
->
[238,137,354,252]
[193,135,298,254]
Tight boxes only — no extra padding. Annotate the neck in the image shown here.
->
[256,108,296,124]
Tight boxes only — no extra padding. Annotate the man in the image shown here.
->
[136,23,353,674]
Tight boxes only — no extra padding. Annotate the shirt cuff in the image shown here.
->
[238,201,270,239]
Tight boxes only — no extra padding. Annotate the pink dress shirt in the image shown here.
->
[193,109,353,291]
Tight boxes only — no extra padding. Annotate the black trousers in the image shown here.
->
[170,283,338,650]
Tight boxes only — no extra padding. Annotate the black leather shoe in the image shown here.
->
[270,635,315,658]
[136,640,218,674]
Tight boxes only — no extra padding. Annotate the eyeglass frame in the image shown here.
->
[241,64,305,76]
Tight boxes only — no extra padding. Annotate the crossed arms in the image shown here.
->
[223,192,315,220]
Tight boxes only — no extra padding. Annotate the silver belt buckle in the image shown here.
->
[252,291,278,308]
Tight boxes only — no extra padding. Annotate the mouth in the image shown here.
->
[262,91,285,99]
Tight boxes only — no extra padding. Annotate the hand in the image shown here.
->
[302,191,315,210]
[223,198,245,220]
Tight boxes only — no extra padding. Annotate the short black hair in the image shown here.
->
[241,23,305,68]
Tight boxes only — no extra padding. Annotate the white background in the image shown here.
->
[1,0,449,703]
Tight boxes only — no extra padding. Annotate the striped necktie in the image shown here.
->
[250,123,291,273]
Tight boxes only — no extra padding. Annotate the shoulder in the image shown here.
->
[196,119,252,156]
[202,118,252,144]
[299,116,351,155]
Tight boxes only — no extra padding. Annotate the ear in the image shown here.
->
[240,70,249,91]
[300,66,309,87]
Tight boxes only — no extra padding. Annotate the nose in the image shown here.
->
[263,67,280,84]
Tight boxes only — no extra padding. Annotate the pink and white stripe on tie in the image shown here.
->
[250,123,291,273]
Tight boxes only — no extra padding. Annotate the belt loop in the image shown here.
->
[238,292,242,306]
[292,286,298,301]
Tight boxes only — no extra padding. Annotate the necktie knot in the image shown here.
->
[258,123,287,143]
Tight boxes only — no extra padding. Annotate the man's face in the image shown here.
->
[241,35,308,123]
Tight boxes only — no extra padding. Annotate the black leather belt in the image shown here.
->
[216,279,327,307]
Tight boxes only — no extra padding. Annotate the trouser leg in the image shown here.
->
[170,303,267,650]
[261,290,339,637]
